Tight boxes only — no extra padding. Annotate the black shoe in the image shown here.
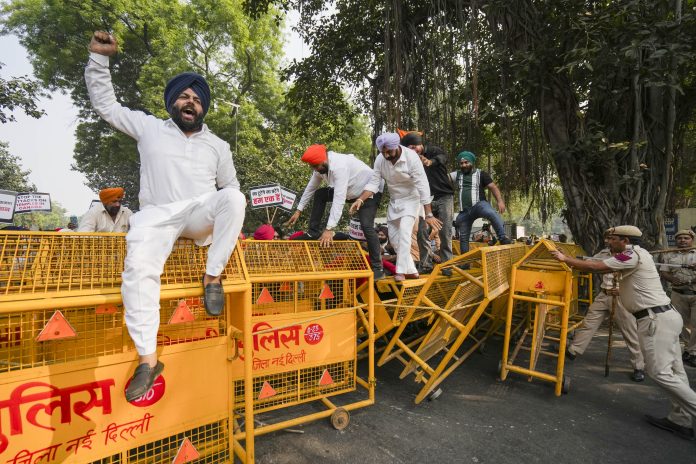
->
[487,237,498,246]
[631,369,645,382]
[441,268,453,277]
[499,237,512,245]
[126,361,164,402]
[203,276,224,316]
[373,269,385,281]
[645,415,695,441]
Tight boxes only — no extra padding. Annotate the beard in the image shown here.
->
[170,105,204,132]
[460,167,473,174]
[106,205,121,216]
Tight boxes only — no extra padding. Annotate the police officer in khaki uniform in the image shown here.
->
[658,229,696,367]
[552,225,696,441]
[566,231,645,382]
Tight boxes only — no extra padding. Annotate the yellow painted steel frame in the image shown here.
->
[0,234,374,464]
[398,244,527,403]
[500,239,573,396]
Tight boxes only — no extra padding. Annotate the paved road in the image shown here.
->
[254,329,696,464]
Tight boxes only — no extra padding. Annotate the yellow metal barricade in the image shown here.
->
[500,239,573,396]
[397,244,527,403]
[0,232,374,464]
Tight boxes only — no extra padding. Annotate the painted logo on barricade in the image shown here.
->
[304,323,323,345]
[123,375,166,407]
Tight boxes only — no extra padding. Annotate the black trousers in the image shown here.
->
[307,187,383,271]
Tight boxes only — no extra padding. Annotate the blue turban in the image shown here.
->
[164,72,211,116]
[376,133,401,152]
[457,151,476,164]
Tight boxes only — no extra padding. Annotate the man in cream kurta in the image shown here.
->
[85,31,246,402]
[350,133,442,281]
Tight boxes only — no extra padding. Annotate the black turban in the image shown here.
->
[400,132,423,146]
[164,72,211,116]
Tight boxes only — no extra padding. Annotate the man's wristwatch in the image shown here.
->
[425,213,434,219]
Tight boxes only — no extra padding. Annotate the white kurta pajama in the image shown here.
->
[364,146,432,275]
[85,53,246,356]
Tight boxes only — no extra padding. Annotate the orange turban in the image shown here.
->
[301,144,328,165]
[99,187,124,204]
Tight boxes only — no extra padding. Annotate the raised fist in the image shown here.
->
[89,31,118,56]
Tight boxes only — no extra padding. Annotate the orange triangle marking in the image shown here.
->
[258,381,277,400]
[172,437,200,464]
[319,284,334,299]
[168,300,195,324]
[257,287,274,304]
[36,310,77,342]
[279,281,292,292]
[96,304,117,315]
[318,369,334,386]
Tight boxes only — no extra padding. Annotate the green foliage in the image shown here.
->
[2,0,372,224]
[0,63,45,123]
[0,141,35,192]
[11,201,68,230]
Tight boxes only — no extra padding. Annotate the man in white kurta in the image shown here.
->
[85,31,246,402]
[351,133,442,281]
[77,187,132,233]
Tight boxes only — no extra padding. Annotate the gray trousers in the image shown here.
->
[637,308,696,428]
[569,291,645,370]
[671,291,696,355]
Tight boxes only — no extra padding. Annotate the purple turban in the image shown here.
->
[376,133,401,152]
[164,72,211,116]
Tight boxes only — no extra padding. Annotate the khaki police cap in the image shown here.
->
[675,229,695,239]
[606,225,642,238]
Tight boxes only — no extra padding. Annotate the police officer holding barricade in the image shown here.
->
[551,225,696,441]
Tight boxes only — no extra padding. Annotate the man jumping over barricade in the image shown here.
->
[286,144,385,279]
[450,151,511,254]
[85,31,246,402]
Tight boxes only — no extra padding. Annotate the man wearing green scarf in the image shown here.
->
[450,151,511,254]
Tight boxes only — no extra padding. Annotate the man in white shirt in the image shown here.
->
[350,133,442,282]
[77,187,132,233]
[287,144,384,279]
[86,31,246,402]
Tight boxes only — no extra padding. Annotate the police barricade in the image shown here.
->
[229,241,374,452]
[0,231,257,463]
[397,244,527,403]
[499,239,574,396]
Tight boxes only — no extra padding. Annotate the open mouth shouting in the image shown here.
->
[181,105,198,122]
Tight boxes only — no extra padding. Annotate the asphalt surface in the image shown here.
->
[253,327,696,464]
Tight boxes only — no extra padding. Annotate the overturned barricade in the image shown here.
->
[359,243,526,404]
[0,232,374,464]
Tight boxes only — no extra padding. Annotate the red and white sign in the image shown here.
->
[0,190,17,224]
[14,192,51,214]
[304,323,324,345]
[279,187,297,212]
[249,184,283,209]
[348,219,365,240]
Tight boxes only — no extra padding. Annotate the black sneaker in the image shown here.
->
[645,415,695,441]
[441,268,453,277]
[499,237,512,245]
[631,369,645,382]
[373,269,385,281]
[487,237,498,246]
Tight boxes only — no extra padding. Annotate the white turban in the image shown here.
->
[376,132,401,152]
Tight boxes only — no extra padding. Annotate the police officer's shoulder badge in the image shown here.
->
[614,250,634,262]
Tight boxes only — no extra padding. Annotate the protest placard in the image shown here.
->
[249,184,283,209]
[14,192,51,213]
[279,187,297,212]
[0,190,17,224]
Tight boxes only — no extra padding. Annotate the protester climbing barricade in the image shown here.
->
[0,231,374,463]
[499,239,574,396]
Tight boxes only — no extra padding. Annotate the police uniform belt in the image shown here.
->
[672,288,696,295]
[633,305,673,320]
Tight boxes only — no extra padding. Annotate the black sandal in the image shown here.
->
[126,361,164,402]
